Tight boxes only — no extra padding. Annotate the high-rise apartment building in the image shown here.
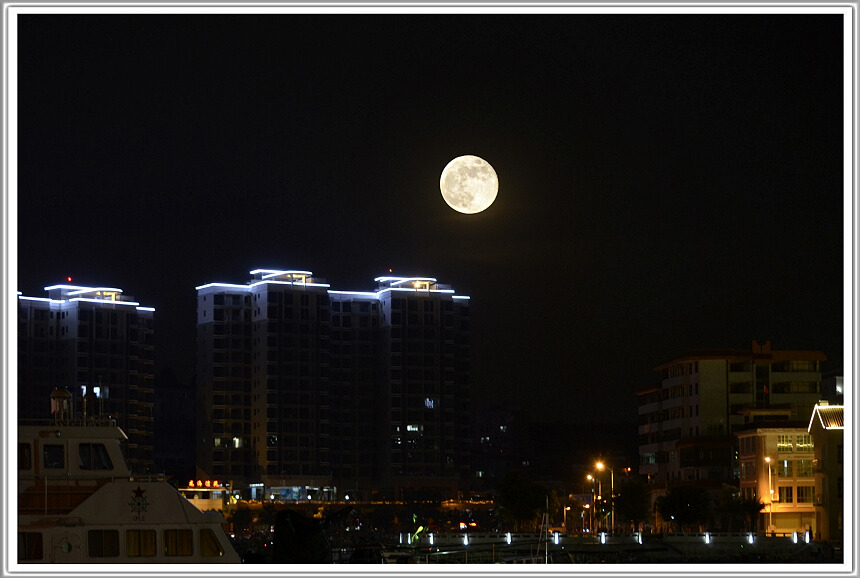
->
[637,341,825,487]
[17,284,156,473]
[195,269,471,500]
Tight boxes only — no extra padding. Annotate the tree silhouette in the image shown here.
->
[656,485,710,532]
[613,477,651,531]
[495,470,547,532]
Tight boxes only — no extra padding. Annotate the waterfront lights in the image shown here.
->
[704,532,711,544]
[636,532,643,545]
[553,532,559,545]
[429,533,434,545]
[747,533,755,544]
[793,532,799,544]
[805,531,811,544]
[506,532,512,545]
[463,534,469,546]
[600,532,607,544]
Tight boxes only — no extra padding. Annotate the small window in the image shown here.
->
[88,530,119,558]
[18,532,43,561]
[796,486,815,503]
[163,529,193,556]
[126,529,156,557]
[199,529,224,557]
[43,444,65,469]
[18,443,32,470]
[78,443,113,470]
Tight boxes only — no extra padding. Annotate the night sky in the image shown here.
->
[14,11,847,424]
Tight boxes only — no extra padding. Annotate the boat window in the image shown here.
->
[199,529,225,557]
[78,443,113,470]
[43,444,64,469]
[126,529,156,557]
[18,532,43,561]
[87,530,119,558]
[18,443,32,470]
[163,529,193,556]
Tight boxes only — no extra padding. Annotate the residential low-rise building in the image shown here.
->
[736,422,816,534]
[808,402,844,542]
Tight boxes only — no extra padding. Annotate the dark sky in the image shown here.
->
[15,12,846,424]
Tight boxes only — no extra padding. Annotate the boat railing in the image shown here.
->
[19,416,117,427]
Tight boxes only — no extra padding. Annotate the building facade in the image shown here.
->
[17,284,156,473]
[736,422,816,534]
[808,402,844,542]
[195,269,471,500]
[637,340,825,487]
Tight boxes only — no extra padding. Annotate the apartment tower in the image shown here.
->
[195,269,471,500]
[17,284,156,473]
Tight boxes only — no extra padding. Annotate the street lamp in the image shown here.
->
[764,456,773,531]
[587,473,602,530]
[563,506,570,533]
[597,462,615,533]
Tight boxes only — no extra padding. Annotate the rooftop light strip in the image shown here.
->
[262,271,314,279]
[195,283,252,291]
[327,290,380,298]
[385,287,454,294]
[136,307,156,312]
[249,280,331,289]
[18,296,61,303]
[69,298,141,307]
[67,287,123,295]
[373,276,438,284]
[43,284,100,292]
[249,268,313,276]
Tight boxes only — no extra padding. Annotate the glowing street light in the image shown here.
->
[596,462,615,533]
[764,456,774,530]
[563,506,571,533]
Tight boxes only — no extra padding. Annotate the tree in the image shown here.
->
[613,477,651,531]
[231,506,252,535]
[655,485,710,532]
[738,496,765,532]
[495,470,547,532]
[715,484,764,532]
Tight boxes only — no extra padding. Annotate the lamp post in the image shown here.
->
[764,456,773,531]
[583,504,589,533]
[563,506,570,534]
[597,462,615,533]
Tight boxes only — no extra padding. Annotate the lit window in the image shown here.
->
[126,529,156,557]
[200,529,225,557]
[163,529,193,556]
[795,434,813,452]
[778,486,793,503]
[777,435,793,452]
[796,459,814,477]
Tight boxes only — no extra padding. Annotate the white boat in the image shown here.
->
[17,401,241,564]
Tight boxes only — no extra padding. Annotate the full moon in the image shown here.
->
[439,155,498,214]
